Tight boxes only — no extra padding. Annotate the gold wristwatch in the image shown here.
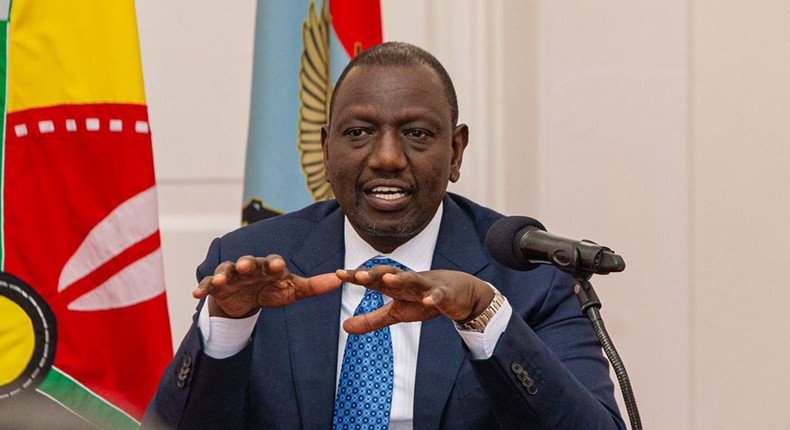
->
[454,288,505,333]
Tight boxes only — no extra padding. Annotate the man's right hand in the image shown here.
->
[193,254,343,318]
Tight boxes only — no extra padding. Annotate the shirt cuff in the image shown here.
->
[456,299,512,360]
[198,301,259,359]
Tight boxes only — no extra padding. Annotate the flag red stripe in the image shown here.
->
[330,0,383,57]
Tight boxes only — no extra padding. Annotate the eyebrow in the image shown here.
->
[336,105,445,126]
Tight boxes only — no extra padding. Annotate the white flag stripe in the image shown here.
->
[85,118,100,131]
[14,123,28,137]
[39,120,55,133]
[67,248,165,311]
[135,120,149,133]
[58,186,160,292]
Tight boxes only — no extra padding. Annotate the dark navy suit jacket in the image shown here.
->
[144,193,625,429]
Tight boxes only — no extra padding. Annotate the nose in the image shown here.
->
[368,130,407,171]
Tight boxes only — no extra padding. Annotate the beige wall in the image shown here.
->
[137,1,790,428]
[692,1,790,428]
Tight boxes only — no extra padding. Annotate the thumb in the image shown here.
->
[294,272,343,300]
[343,303,396,334]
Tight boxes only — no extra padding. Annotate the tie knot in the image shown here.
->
[362,257,410,272]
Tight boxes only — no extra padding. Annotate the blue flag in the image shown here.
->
[242,0,382,224]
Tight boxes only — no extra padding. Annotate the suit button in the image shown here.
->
[511,361,537,394]
[176,354,192,388]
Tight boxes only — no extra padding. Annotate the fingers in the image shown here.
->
[236,255,287,277]
[337,267,431,304]
[192,252,345,311]
[343,301,441,334]
[336,268,415,334]
[192,256,488,324]
[343,302,399,334]
[336,266,406,290]
[193,276,215,299]
[337,267,443,334]
[340,269,492,323]
[343,309,394,334]
[216,254,287,279]
[192,254,287,299]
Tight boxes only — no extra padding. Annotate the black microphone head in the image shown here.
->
[485,216,546,271]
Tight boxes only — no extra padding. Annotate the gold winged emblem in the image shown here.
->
[298,0,334,201]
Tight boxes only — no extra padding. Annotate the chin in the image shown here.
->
[366,224,414,238]
[358,219,418,240]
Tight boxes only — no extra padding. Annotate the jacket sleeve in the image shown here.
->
[471,269,627,430]
[142,237,254,430]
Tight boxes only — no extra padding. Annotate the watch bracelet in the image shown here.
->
[454,290,505,333]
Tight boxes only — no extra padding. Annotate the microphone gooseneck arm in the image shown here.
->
[574,275,642,430]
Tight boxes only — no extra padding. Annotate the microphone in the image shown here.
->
[485,216,626,275]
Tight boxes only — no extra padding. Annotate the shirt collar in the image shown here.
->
[343,202,443,272]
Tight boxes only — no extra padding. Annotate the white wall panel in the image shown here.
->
[692,1,790,428]
[137,0,255,347]
[537,2,690,428]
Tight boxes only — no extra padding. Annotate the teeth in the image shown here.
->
[370,186,407,200]
[374,193,406,200]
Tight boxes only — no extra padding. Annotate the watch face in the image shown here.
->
[0,272,57,399]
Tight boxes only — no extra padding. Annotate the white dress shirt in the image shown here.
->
[198,202,512,429]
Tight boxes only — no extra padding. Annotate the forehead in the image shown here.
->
[331,64,451,122]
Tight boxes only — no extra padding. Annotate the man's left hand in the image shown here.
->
[335,267,495,334]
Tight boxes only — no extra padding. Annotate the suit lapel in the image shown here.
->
[414,196,490,429]
[284,207,345,429]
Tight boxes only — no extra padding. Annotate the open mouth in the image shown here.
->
[368,186,408,200]
[365,185,412,210]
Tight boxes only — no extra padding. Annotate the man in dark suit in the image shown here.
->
[144,42,625,429]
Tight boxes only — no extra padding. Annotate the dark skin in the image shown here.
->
[194,64,494,333]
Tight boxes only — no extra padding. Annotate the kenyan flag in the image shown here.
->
[0,1,172,428]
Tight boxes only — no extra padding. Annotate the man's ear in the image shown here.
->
[449,124,469,183]
[321,124,331,182]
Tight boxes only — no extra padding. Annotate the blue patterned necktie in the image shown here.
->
[333,257,409,430]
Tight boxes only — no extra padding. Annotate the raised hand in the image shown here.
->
[194,254,343,318]
[335,266,495,334]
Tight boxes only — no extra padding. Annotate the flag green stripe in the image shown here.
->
[0,8,9,269]
[37,367,140,430]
